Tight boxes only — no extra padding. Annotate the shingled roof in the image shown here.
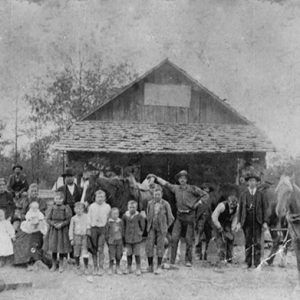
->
[55,121,275,153]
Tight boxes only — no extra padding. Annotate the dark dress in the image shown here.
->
[0,191,14,219]
[43,204,72,254]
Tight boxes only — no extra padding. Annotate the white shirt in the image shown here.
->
[67,184,75,195]
[248,187,257,196]
[87,202,111,229]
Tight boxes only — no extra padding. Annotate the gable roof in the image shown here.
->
[80,58,251,125]
[55,121,275,154]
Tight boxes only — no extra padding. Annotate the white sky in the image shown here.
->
[0,0,300,156]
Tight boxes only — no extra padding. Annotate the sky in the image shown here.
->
[0,0,300,156]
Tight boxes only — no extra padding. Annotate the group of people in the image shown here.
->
[0,163,269,277]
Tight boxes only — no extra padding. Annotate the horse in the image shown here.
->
[276,175,300,289]
[259,182,290,267]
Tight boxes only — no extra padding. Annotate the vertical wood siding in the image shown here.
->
[85,62,247,125]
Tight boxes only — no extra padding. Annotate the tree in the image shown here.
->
[25,60,136,134]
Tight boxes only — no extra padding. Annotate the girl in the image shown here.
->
[43,190,72,272]
[0,209,15,267]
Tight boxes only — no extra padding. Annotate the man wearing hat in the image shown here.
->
[235,171,268,268]
[0,178,14,219]
[7,164,29,199]
[58,168,82,215]
[157,170,209,267]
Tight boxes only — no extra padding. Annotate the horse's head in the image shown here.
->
[275,175,294,218]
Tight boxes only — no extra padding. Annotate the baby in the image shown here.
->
[21,201,47,235]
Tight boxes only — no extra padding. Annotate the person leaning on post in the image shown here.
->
[156,170,209,267]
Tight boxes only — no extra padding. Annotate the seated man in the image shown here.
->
[212,195,238,263]
[7,164,29,199]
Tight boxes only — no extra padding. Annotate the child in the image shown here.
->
[0,209,15,267]
[13,191,28,220]
[146,184,174,274]
[69,202,89,274]
[43,190,72,273]
[122,200,145,276]
[87,189,111,276]
[21,201,47,235]
[105,207,123,275]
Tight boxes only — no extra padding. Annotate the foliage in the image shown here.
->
[25,61,136,131]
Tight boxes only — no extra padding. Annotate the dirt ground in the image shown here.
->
[0,244,299,300]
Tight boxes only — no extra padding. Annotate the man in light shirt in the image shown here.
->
[87,189,111,276]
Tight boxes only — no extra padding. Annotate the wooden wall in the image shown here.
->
[85,62,247,125]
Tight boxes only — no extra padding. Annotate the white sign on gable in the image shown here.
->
[144,83,191,107]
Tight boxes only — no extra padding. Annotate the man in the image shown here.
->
[235,171,268,268]
[0,178,14,219]
[58,168,82,215]
[7,164,29,199]
[212,195,238,263]
[157,170,209,267]
[146,184,174,274]
[195,183,214,260]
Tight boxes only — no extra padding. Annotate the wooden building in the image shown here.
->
[55,59,275,185]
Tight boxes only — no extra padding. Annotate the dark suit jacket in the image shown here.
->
[58,184,82,214]
[7,174,29,195]
[238,189,267,227]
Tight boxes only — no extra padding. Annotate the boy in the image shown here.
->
[86,189,111,276]
[235,171,268,268]
[146,184,174,274]
[122,200,145,276]
[105,207,123,275]
[69,202,89,274]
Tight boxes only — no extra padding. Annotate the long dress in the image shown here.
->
[43,204,72,254]
[0,220,15,256]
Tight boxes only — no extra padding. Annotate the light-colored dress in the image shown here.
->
[0,220,15,256]
[21,209,48,235]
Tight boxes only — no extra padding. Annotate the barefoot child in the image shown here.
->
[0,209,15,267]
[105,207,123,275]
[69,202,89,274]
[122,200,145,276]
[87,189,111,276]
[43,190,72,272]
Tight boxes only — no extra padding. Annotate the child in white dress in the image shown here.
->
[0,209,15,266]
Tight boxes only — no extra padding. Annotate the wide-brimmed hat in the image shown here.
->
[12,164,23,171]
[175,170,189,181]
[146,174,157,180]
[62,168,74,178]
[245,171,261,182]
